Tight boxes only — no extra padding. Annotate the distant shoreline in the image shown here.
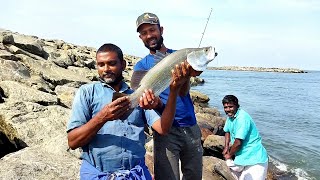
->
[207,66,307,73]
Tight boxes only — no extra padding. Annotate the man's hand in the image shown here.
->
[102,96,131,121]
[222,146,229,156]
[170,61,190,91]
[224,153,232,160]
[139,89,162,110]
[189,69,203,77]
[186,61,203,77]
[68,96,130,150]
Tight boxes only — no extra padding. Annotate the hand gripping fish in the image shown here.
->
[116,46,217,108]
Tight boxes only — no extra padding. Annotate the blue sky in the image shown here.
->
[1,0,320,70]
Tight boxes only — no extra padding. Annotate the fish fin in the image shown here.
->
[112,92,128,101]
[154,50,170,65]
[130,71,148,90]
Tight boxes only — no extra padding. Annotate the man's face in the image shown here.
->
[96,51,125,85]
[138,24,163,52]
[223,102,238,118]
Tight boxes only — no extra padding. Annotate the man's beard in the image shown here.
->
[144,36,164,52]
[99,74,124,86]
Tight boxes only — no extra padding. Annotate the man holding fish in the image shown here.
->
[133,12,216,180]
[67,43,192,179]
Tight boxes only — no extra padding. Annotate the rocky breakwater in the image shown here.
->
[0,29,277,179]
[0,29,98,179]
[208,66,307,73]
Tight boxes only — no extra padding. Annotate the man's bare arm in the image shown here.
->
[67,97,130,149]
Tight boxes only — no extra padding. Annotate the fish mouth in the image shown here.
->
[206,47,217,60]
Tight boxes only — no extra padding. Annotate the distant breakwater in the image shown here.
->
[208,66,306,73]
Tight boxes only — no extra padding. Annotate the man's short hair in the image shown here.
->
[96,43,124,61]
[222,95,240,108]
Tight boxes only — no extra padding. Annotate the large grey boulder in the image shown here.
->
[67,66,97,81]
[0,147,80,180]
[0,101,68,148]
[17,54,90,86]
[0,49,19,61]
[11,33,47,58]
[47,49,74,68]
[190,90,210,107]
[203,135,225,157]
[203,156,236,180]
[0,30,14,44]
[54,85,78,108]
[0,81,58,105]
[0,58,31,82]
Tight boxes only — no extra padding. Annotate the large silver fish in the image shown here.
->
[125,46,217,108]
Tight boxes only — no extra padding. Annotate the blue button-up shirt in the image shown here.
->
[67,81,160,173]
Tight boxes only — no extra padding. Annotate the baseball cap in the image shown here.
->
[136,12,160,32]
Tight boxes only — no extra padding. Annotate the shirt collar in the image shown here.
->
[233,108,240,119]
[150,48,173,56]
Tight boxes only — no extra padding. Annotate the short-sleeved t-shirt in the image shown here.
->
[223,108,268,166]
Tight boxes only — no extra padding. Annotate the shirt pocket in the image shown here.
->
[98,156,123,172]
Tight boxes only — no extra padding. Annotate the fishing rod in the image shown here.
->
[198,8,213,48]
[198,8,218,59]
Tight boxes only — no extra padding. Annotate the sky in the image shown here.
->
[1,0,320,70]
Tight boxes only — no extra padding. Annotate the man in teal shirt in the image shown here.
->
[222,95,268,180]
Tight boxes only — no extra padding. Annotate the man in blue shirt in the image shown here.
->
[134,12,203,180]
[67,43,191,180]
[222,95,268,180]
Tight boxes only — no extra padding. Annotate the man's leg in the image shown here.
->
[154,127,183,180]
[229,169,241,180]
[239,162,268,180]
[180,125,203,180]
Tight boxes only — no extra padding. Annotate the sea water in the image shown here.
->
[192,70,320,179]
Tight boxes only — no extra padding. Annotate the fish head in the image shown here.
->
[204,46,217,61]
[187,46,217,71]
